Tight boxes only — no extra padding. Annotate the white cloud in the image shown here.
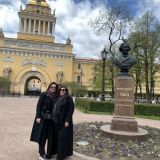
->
[1,0,160,58]
[48,0,107,58]
[0,0,107,58]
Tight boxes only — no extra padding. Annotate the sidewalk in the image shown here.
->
[0,97,160,160]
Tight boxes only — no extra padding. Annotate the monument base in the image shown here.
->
[101,124,148,141]
[111,116,138,132]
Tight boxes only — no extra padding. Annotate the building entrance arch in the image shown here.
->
[24,76,41,95]
[19,71,48,95]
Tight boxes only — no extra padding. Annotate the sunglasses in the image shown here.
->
[50,86,56,89]
[60,89,66,91]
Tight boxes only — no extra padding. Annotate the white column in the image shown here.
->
[38,20,41,35]
[52,22,54,35]
[19,18,22,32]
[23,18,26,33]
[47,21,50,35]
[43,21,46,35]
[28,19,31,33]
[33,19,36,34]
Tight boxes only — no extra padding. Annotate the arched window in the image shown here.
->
[93,76,96,83]
[77,76,81,83]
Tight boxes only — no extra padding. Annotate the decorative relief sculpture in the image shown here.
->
[56,71,64,83]
[22,59,47,67]
[3,66,11,78]
[2,57,14,62]
[55,62,64,67]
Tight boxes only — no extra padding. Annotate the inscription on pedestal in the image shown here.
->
[111,76,138,132]
[114,77,134,117]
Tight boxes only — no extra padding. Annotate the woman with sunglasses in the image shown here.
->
[53,85,74,160]
[30,82,59,160]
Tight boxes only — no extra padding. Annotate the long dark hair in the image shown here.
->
[47,82,58,92]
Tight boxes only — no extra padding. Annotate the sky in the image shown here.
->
[0,0,160,58]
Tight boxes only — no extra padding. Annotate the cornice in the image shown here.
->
[2,38,72,52]
[73,58,100,64]
[0,47,74,60]
[18,12,55,21]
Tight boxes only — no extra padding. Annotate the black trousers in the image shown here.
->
[39,120,57,157]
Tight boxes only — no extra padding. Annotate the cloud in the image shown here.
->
[0,0,160,58]
[48,0,107,58]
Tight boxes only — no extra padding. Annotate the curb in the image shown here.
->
[73,151,99,160]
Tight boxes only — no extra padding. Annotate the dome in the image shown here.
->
[28,0,49,7]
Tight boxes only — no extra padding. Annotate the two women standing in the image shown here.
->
[30,83,74,160]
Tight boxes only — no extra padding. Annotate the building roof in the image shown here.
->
[74,58,100,63]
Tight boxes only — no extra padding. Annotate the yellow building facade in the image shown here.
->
[0,0,98,95]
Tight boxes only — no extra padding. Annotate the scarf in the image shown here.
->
[53,93,69,117]
[47,90,58,100]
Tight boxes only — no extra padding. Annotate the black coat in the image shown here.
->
[55,95,74,160]
[30,92,57,143]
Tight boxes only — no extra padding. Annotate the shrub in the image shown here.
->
[0,76,10,90]
[134,104,160,117]
[75,98,160,117]
[75,98,114,113]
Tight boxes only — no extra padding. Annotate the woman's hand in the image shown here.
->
[36,118,41,124]
[64,122,69,127]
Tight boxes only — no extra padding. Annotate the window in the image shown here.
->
[93,76,96,83]
[77,63,81,69]
[77,76,81,83]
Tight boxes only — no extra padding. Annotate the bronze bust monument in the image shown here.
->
[113,39,136,75]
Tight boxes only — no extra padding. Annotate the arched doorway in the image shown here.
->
[18,70,49,95]
[24,76,42,95]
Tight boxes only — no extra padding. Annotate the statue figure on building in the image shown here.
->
[113,38,136,75]
[3,66,11,78]
[0,28,4,38]
[53,9,56,16]
[66,36,71,45]
[56,71,64,83]
[20,5,23,11]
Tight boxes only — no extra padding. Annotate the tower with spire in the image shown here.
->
[17,0,56,42]
[0,0,99,95]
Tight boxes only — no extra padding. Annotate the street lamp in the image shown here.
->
[152,80,155,100]
[101,48,108,101]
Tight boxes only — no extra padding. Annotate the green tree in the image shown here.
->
[89,3,132,97]
[64,81,87,97]
[129,11,160,101]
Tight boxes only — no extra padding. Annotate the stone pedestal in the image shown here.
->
[111,76,138,132]
[100,75,148,141]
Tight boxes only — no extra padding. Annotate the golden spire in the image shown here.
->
[28,0,49,7]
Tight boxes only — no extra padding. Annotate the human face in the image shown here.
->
[49,84,57,93]
[59,87,66,96]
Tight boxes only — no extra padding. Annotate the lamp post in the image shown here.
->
[101,48,108,101]
[80,69,84,89]
[152,80,155,100]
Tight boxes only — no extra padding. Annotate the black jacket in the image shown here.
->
[30,92,57,143]
[55,95,74,160]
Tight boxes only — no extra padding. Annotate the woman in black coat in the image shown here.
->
[53,85,74,160]
[30,82,58,160]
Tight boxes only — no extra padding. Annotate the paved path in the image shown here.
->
[0,97,160,160]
